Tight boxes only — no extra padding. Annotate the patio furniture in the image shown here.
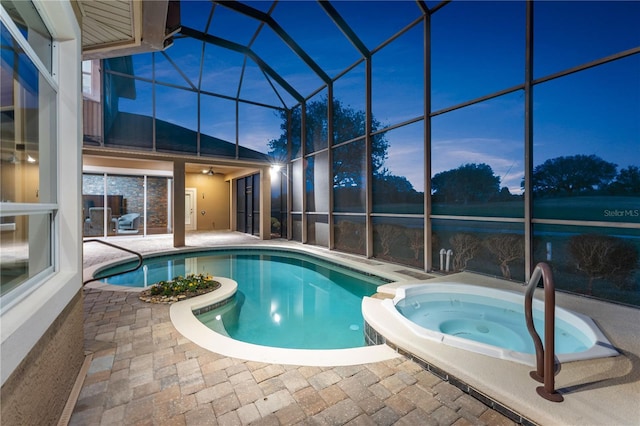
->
[83,207,113,236]
[116,213,140,234]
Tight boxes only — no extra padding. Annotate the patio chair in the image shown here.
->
[83,207,112,236]
[116,213,140,234]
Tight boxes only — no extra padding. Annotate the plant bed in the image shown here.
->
[139,273,221,304]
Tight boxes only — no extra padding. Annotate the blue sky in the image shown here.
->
[113,1,639,195]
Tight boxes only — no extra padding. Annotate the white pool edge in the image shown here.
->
[369,282,620,366]
[169,277,401,367]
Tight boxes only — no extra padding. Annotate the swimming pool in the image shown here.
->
[371,283,619,365]
[95,248,391,350]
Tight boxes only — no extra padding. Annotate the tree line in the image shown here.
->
[268,98,639,203]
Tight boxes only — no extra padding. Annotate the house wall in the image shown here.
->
[0,292,84,425]
[185,173,230,230]
[0,1,84,423]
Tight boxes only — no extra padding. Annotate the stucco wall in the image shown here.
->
[185,173,231,230]
[0,291,84,425]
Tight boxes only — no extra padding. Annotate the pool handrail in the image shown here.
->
[525,262,564,402]
[82,239,143,286]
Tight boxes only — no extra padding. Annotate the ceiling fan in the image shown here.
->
[204,167,219,176]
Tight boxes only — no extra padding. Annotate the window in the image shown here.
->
[0,13,57,307]
[82,60,100,101]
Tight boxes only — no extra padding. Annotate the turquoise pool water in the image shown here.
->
[395,292,591,355]
[99,249,389,350]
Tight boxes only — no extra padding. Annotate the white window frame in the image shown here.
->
[82,59,101,102]
[0,5,58,313]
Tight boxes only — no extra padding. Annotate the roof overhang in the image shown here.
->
[78,0,180,60]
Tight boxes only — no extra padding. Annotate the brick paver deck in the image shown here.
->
[71,232,516,425]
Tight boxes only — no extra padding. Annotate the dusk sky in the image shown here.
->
[113,1,639,195]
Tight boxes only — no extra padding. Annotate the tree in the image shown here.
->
[450,233,482,271]
[607,165,640,195]
[372,172,423,207]
[376,224,400,257]
[528,154,617,196]
[568,234,639,293]
[431,163,501,204]
[267,97,390,188]
[404,227,424,261]
[485,234,524,280]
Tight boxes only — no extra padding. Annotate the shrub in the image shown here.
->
[450,233,481,272]
[485,234,524,280]
[568,234,639,293]
[149,273,221,297]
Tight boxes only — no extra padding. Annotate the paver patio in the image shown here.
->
[70,232,516,425]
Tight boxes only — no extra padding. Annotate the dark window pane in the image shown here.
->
[270,168,286,238]
[432,219,525,281]
[306,214,328,247]
[104,75,153,150]
[373,217,425,269]
[236,178,246,233]
[291,106,302,159]
[0,213,51,295]
[533,224,640,306]
[2,0,52,72]
[1,26,56,204]
[334,215,366,256]
[252,174,260,236]
[291,213,302,242]
[333,139,366,213]
[305,90,328,154]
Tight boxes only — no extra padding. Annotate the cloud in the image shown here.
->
[432,137,524,194]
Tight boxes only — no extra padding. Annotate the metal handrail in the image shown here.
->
[524,262,564,402]
[83,239,143,286]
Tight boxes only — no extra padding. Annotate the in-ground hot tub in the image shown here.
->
[379,283,619,365]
